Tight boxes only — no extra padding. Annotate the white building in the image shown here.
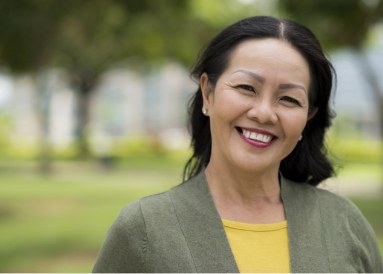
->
[0,63,195,152]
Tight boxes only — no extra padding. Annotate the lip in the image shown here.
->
[236,126,277,148]
[239,127,276,136]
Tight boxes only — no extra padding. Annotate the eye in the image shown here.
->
[280,96,302,107]
[236,84,256,93]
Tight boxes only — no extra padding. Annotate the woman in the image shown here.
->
[93,16,383,273]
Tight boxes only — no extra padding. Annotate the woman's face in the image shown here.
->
[201,38,313,175]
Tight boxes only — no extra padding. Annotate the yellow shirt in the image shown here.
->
[223,219,290,273]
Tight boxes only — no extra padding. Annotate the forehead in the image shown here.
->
[224,38,310,78]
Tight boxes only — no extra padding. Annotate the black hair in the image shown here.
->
[183,16,336,186]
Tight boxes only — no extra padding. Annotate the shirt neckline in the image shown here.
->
[222,219,287,232]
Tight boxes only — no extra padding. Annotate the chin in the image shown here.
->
[233,160,273,174]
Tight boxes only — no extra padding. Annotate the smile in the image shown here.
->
[236,127,276,147]
[243,129,272,143]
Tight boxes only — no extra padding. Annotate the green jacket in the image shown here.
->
[93,171,383,273]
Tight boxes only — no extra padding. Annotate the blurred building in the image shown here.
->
[332,48,383,138]
[0,63,195,151]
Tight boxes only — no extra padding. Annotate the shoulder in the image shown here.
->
[93,191,177,272]
[283,178,383,272]
[283,176,362,217]
[117,174,202,225]
[132,172,203,207]
[92,199,148,272]
[282,177,375,245]
[312,185,378,245]
[110,172,203,228]
[102,191,172,235]
[298,182,368,225]
[313,184,383,271]
[286,178,370,228]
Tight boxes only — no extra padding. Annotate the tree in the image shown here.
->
[0,0,215,161]
[0,0,76,173]
[52,0,212,157]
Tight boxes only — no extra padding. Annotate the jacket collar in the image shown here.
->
[169,171,239,273]
[170,171,329,273]
[281,176,330,272]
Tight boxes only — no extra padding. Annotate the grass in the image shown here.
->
[0,156,184,272]
[0,157,382,272]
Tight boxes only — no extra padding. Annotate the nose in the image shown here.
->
[247,97,278,124]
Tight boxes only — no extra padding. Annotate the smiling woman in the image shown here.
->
[93,16,383,273]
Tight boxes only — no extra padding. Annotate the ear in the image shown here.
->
[200,73,213,109]
[307,107,318,120]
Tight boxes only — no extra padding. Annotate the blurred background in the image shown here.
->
[0,0,382,272]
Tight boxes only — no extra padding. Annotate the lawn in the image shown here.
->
[0,158,382,272]
[0,157,184,272]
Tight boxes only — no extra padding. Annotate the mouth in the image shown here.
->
[236,127,277,146]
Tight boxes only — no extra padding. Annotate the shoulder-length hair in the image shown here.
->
[183,16,336,186]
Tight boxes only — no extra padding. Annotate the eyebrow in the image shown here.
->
[232,69,307,93]
[233,69,265,83]
[279,83,307,93]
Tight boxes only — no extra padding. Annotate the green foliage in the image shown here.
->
[278,0,383,49]
[328,134,382,164]
[0,115,11,157]
[6,144,40,161]
[110,135,167,158]
[0,133,191,164]
[189,0,272,28]
[107,135,185,157]
[0,0,73,72]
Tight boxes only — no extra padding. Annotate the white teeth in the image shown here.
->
[242,129,272,143]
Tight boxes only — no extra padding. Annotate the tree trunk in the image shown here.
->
[71,71,97,159]
[34,70,54,175]
[74,89,92,158]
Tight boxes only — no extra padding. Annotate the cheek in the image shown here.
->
[281,111,308,136]
[215,88,252,110]
[211,91,244,118]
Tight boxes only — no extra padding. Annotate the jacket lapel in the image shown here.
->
[281,177,330,273]
[170,172,330,273]
[169,172,239,273]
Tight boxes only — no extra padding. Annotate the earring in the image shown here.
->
[202,107,208,115]
[298,135,303,141]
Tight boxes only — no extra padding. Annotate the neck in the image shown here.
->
[205,163,281,202]
[205,162,285,223]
